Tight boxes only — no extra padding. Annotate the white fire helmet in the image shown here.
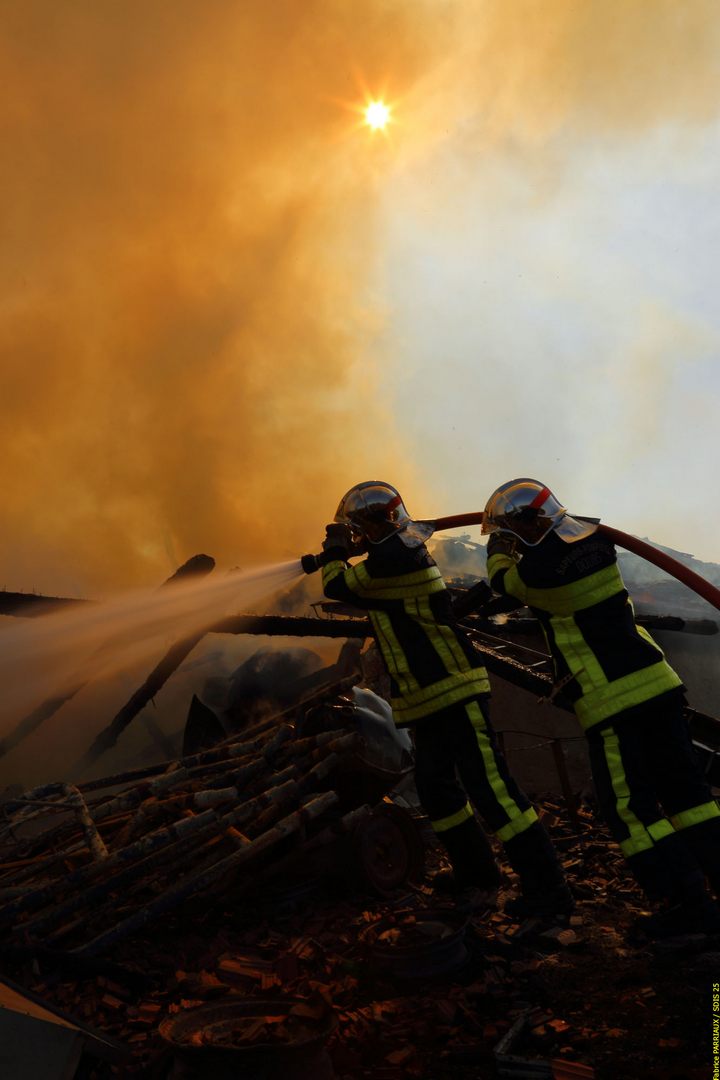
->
[482,478,598,547]
[335,481,410,544]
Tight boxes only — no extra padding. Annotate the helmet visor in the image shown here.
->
[335,481,410,541]
[482,478,567,546]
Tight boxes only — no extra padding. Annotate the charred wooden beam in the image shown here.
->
[636,614,718,635]
[161,554,215,586]
[454,601,718,637]
[4,725,297,865]
[16,755,347,943]
[0,810,219,928]
[73,719,305,794]
[0,555,215,620]
[0,591,88,618]
[0,725,359,938]
[72,791,339,956]
[246,803,373,892]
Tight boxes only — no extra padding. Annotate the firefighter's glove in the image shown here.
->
[486,531,518,561]
[452,579,493,619]
[348,534,368,557]
[321,522,353,561]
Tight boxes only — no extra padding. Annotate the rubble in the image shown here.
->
[0,714,378,956]
[0,771,714,1078]
[0,593,717,1077]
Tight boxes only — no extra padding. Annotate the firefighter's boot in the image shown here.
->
[627,832,708,905]
[503,821,574,919]
[432,815,501,897]
[632,898,720,942]
[675,816,720,900]
[628,831,720,939]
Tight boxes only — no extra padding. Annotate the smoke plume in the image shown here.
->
[0,1,446,594]
[2,1,719,596]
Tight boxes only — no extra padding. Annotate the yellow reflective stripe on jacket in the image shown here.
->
[321,558,348,588]
[503,563,626,616]
[574,660,682,730]
[670,800,720,831]
[431,801,474,833]
[412,595,472,675]
[345,561,445,600]
[601,728,675,856]
[550,614,605,698]
[547,611,680,730]
[325,557,489,725]
[354,563,444,588]
[391,670,491,723]
[490,549,681,728]
[486,550,518,583]
[636,623,660,648]
[368,610,420,699]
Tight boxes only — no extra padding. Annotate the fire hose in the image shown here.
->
[301,513,720,615]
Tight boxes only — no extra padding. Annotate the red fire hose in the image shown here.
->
[426,513,720,615]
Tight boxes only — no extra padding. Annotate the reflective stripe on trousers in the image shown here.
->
[593,724,720,857]
[417,700,537,842]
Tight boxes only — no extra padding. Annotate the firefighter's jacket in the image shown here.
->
[487,530,682,731]
[322,533,490,725]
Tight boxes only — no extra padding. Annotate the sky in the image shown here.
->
[373,8,720,562]
[1,0,719,597]
[377,123,720,559]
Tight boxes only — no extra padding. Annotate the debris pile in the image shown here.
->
[0,584,716,1078]
[0,781,712,1079]
[0,692,407,962]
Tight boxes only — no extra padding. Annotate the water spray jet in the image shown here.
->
[0,559,305,782]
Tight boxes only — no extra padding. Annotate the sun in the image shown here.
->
[364,100,391,131]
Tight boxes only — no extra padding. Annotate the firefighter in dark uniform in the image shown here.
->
[319,480,572,917]
[481,477,720,937]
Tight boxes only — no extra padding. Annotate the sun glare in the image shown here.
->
[364,100,390,130]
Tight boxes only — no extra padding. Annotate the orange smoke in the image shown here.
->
[0,1,443,594]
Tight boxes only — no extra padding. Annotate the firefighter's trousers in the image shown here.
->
[587,692,720,905]
[413,697,566,899]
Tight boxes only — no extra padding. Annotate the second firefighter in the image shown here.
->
[480,477,720,938]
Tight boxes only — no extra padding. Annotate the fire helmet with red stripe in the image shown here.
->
[482,478,597,546]
[335,481,411,543]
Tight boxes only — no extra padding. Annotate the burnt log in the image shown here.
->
[72,791,339,956]
[0,590,87,618]
[162,554,215,586]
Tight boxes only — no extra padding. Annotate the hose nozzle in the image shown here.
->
[300,551,333,574]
